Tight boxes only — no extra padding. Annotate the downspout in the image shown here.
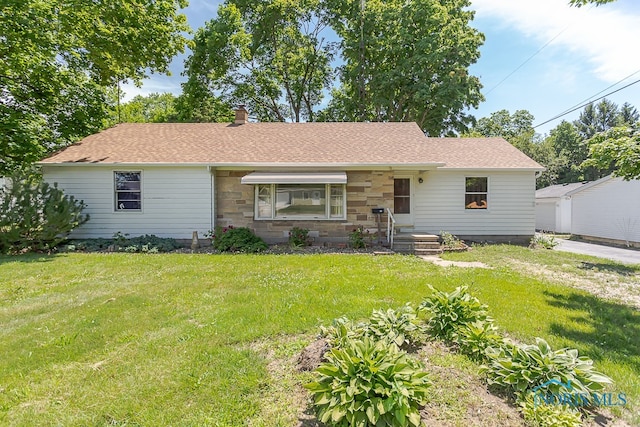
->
[208,165,215,232]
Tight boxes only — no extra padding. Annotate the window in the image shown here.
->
[465,177,487,210]
[115,171,141,211]
[255,184,346,219]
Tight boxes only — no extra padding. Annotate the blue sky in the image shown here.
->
[124,0,640,136]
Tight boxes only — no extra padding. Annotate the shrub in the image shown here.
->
[289,227,312,247]
[305,337,430,427]
[520,394,583,427]
[439,231,465,250]
[320,316,369,349]
[482,338,612,402]
[367,305,424,348]
[530,232,558,249]
[348,226,369,249]
[211,226,268,253]
[0,171,89,252]
[418,286,490,342]
[126,234,181,252]
[454,320,504,362]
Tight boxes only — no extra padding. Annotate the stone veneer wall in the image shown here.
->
[215,170,394,243]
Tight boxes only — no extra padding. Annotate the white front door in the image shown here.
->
[393,176,414,226]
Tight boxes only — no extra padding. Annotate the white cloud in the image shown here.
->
[471,0,640,82]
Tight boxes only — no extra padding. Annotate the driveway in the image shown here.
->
[554,239,640,265]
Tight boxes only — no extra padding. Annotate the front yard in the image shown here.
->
[0,246,638,425]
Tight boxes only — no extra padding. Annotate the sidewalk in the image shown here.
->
[554,239,640,265]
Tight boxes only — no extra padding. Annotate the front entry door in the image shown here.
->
[393,177,413,226]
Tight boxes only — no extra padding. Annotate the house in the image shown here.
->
[38,108,543,245]
[537,176,640,247]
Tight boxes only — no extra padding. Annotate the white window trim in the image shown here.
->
[464,176,489,211]
[254,183,347,220]
[114,170,143,213]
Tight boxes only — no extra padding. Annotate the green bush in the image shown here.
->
[367,305,424,348]
[305,337,430,427]
[348,226,369,249]
[320,316,368,349]
[211,226,268,253]
[482,338,612,401]
[520,394,583,427]
[418,285,490,341]
[530,233,558,249]
[289,227,312,247]
[454,320,504,362]
[439,231,465,250]
[71,234,180,253]
[0,171,88,252]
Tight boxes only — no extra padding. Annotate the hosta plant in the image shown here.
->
[367,305,424,348]
[482,338,612,402]
[520,394,583,427]
[454,320,504,362]
[305,337,430,427]
[320,316,368,348]
[419,285,491,341]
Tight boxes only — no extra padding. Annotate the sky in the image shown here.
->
[123,0,640,136]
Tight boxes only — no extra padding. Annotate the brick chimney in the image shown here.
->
[234,105,248,125]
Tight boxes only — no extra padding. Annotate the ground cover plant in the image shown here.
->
[0,247,638,425]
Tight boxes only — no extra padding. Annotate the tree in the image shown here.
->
[545,121,585,183]
[569,0,616,6]
[321,0,484,135]
[585,125,640,180]
[467,109,537,155]
[182,0,335,122]
[108,93,178,125]
[1,0,190,175]
[574,99,622,140]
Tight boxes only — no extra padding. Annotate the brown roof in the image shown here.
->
[40,122,543,170]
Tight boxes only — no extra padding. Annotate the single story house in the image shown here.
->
[39,108,543,244]
[537,176,640,247]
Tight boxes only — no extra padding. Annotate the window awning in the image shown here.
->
[241,172,347,185]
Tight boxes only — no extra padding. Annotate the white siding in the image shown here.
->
[572,177,640,244]
[536,199,557,232]
[42,166,213,239]
[414,170,536,236]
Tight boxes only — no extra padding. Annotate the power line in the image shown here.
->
[551,68,640,119]
[533,77,640,129]
[484,5,595,96]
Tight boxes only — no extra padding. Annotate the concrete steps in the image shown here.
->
[393,234,442,256]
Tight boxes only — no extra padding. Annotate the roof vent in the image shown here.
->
[235,105,248,125]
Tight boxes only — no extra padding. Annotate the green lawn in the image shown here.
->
[0,247,638,425]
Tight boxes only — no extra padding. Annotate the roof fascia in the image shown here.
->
[565,174,614,196]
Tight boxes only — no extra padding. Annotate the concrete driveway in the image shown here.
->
[554,239,640,265]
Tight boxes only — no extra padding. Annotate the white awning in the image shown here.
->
[241,172,347,185]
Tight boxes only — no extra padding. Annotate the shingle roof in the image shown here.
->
[40,122,543,170]
[535,182,591,198]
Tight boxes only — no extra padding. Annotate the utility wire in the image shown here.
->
[533,77,640,129]
[484,5,595,96]
[549,68,640,118]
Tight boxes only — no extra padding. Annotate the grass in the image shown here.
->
[0,247,638,425]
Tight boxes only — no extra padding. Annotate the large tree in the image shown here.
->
[585,124,640,180]
[1,0,190,175]
[321,0,484,135]
[182,0,335,122]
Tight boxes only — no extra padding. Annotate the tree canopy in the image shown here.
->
[585,125,640,180]
[181,0,484,134]
[569,0,616,6]
[182,0,335,123]
[1,0,190,175]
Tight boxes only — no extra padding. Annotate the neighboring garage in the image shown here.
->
[536,175,640,247]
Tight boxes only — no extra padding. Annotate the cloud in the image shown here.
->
[471,0,640,82]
